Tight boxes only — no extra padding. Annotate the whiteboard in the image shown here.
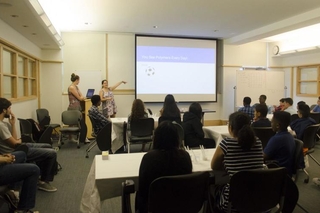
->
[236,70,285,106]
[75,70,102,96]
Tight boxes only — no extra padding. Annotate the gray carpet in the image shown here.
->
[33,140,320,213]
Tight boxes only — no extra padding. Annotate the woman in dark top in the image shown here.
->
[158,94,181,124]
[136,121,192,213]
[182,102,216,148]
[127,99,148,130]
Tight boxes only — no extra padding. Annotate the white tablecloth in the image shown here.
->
[80,149,216,213]
[203,125,230,145]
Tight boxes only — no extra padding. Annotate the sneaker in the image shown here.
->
[14,210,39,213]
[4,190,19,209]
[37,182,57,192]
[85,138,91,144]
[313,177,320,186]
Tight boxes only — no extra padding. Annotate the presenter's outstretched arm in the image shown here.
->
[109,81,127,91]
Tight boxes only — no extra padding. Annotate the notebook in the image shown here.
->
[86,89,95,98]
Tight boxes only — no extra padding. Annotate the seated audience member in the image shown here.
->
[210,112,264,213]
[0,98,57,192]
[264,111,295,176]
[136,121,192,213]
[251,104,271,127]
[237,96,254,120]
[182,102,215,148]
[297,101,306,110]
[282,97,297,115]
[158,94,181,124]
[290,104,316,140]
[311,96,320,113]
[0,151,40,213]
[253,94,272,114]
[88,95,110,134]
[273,98,285,112]
[127,99,148,131]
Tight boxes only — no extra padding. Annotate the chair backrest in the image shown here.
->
[310,112,320,123]
[290,114,299,123]
[292,139,304,178]
[18,118,34,142]
[88,114,98,135]
[172,121,185,148]
[302,124,320,149]
[130,118,154,137]
[229,167,287,213]
[96,122,112,151]
[310,104,317,111]
[36,108,51,128]
[38,126,53,145]
[148,171,209,213]
[61,110,82,126]
[252,127,275,148]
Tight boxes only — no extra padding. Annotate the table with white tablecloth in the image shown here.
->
[80,148,215,213]
[203,125,231,145]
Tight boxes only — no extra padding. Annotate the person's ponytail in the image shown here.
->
[237,124,256,151]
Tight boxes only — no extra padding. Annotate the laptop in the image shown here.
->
[86,89,95,98]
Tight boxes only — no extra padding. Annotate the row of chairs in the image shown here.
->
[122,168,298,213]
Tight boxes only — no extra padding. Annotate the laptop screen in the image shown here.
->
[86,89,95,98]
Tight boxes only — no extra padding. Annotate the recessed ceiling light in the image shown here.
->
[84,22,92,25]
[22,25,28,28]
[32,33,37,35]
[0,2,12,7]
[153,26,158,29]
[213,30,218,32]
[11,15,19,18]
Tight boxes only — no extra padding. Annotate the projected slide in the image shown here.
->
[136,36,217,102]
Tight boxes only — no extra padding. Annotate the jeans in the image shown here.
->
[25,143,57,182]
[0,151,40,210]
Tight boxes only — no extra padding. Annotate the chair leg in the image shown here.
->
[296,203,309,213]
[308,154,320,166]
[303,169,309,183]
[85,141,97,158]
[128,143,130,153]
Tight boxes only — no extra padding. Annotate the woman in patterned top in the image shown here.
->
[99,79,126,118]
[210,112,264,212]
[68,73,85,111]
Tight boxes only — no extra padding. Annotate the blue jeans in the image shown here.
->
[25,143,57,182]
[0,151,40,210]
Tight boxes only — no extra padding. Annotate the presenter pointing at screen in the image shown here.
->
[100,80,127,118]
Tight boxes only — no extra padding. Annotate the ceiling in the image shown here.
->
[2,0,320,50]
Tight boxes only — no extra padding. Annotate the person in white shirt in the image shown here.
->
[283,97,297,115]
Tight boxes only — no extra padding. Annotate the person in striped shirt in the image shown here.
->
[210,112,264,212]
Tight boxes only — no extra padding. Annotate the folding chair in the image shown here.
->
[59,110,82,148]
[126,118,154,153]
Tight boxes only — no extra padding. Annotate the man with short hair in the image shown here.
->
[283,97,297,115]
[0,98,57,192]
[88,95,110,134]
[264,111,295,176]
[238,96,254,120]
[253,94,272,114]
[290,104,316,140]
[251,104,271,127]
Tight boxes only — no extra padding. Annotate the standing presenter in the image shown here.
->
[68,73,86,111]
[99,80,127,118]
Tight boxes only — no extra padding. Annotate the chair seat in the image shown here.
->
[129,136,153,142]
[60,127,80,132]
[45,124,60,128]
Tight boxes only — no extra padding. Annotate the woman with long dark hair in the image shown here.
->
[158,94,181,124]
[182,102,215,148]
[136,121,192,213]
[68,73,85,111]
[210,112,264,212]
